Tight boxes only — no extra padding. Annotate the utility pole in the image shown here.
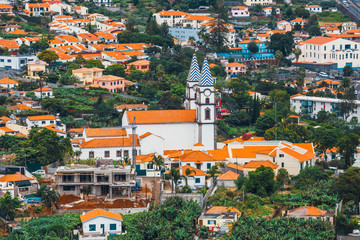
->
[131,117,137,170]
[275,102,277,140]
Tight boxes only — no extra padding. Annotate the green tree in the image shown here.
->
[276,168,290,187]
[151,154,164,171]
[248,41,259,55]
[19,43,30,54]
[294,166,329,189]
[295,7,310,18]
[245,166,276,197]
[84,59,104,68]
[343,65,354,77]
[207,165,219,181]
[37,184,59,208]
[313,127,341,160]
[337,133,359,167]
[332,167,360,203]
[0,192,21,220]
[268,32,294,56]
[307,25,322,36]
[169,168,181,193]
[37,50,59,65]
[74,54,87,66]
[339,87,356,120]
[104,64,126,77]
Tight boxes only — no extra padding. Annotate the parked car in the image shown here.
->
[31,169,45,176]
[318,72,329,78]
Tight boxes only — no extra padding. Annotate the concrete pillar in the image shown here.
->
[110,187,113,199]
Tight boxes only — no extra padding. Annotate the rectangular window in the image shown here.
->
[279,154,284,157]
[195,178,200,183]
[124,150,129,157]
[300,162,303,170]
[41,121,45,124]
[281,162,284,168]
[89,224,96,231]
[105,151,110,158]
[147,164,153,169]
[109,224,116,230]
[116,151,122,157]
[63,185,75,191]
[207,163,211,169]
[89,151,94,158]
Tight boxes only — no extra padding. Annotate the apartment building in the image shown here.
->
[243,0,273,6]
[152,10,188,27]
[290,94,360,122]
[55,164,136,198]
[229,6,249,18]
[24,3,50,17]
[296,36,360,70]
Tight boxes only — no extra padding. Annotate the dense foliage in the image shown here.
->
[112,197,201,240]
[5,214,81,240]
[226,217,334,240]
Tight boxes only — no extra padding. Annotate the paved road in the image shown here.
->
[340,0,360,20]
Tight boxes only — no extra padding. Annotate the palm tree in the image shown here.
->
[183,167,196,186]
[207,165,218,182]
[275,50,283,79]
[156,64,165,82]
[36,71,47,110]
[151,154,164,171]
[294,48,302,64]
[170,168,180,193]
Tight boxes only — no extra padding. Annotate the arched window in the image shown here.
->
[205,109,210,120]
[205,98,210,104]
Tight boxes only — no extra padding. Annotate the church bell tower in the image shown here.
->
[185,54,200,110]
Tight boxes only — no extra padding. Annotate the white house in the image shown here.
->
[80,209,123,238]
[176,165,206,190]
[227,140,315,175]
[0,55,38,71]
[262,7,280,17]
[139,132,164,155]
[198,206,241,232]
[217,171,239,187]
[229,6,249,18]
[305,5,322,13]
[26,115,66,131]
[152,10,188,27]
[296,36,360,70]
[0,77,18,88]
[33,87,53,98]
[277,20,291,30]
[243,0,273,6]
[92,0,113,7]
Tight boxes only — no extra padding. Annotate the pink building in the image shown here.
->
[93,75,125,93]
[225,62,247,76]
[127,60,150,72]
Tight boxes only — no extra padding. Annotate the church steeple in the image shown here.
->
[185,53,200,110]
[199,58,213,86]
[188,53,200,82]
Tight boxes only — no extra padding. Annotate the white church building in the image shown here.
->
[122,54,217,150]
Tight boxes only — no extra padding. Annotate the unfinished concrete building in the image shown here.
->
[55,164,136,198]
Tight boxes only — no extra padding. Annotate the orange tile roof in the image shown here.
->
[80,136,139,148]
[232,146,277,158]
[316,79,340,85]
[0,4,12,8]
[183,15,214,21]
[0,39,19,49]
[57,35,80,43]
[136,153,154,163]
[232,6,248,10]
[157,10,188,16]
[306,5,321,8]
[27,115,56,121]
[218,170,240,181]
[179,151,215,162]
[10,29,27,35]
[0,78,18,85]
[115,104,148,110]
[127,110,196,124]
[288,206,327,216]
[80,209,123,222]
[0,116,12,123]
[78,33,101,41]
[208,147,229,161]
[8,103,31,110]
[205,206,241,215]
[0,174,33,182]
[94,75,124,82]
[194,142,204,147]
[85,128,126,137]
[28,3,49,8]
[300,36,337,45]
[127,60,150,66]
[291,18,307,23]
[243,160,279,169]
[280,145,315,162]
[68,128,84,133]
[0,126,15,133]
[181,165,206,176]
[94,32,116,40]
[290,93,303,98]
[227,163,244,171]
[33,87,52,92]
[226,62,246,67]
[345,28,360,34]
